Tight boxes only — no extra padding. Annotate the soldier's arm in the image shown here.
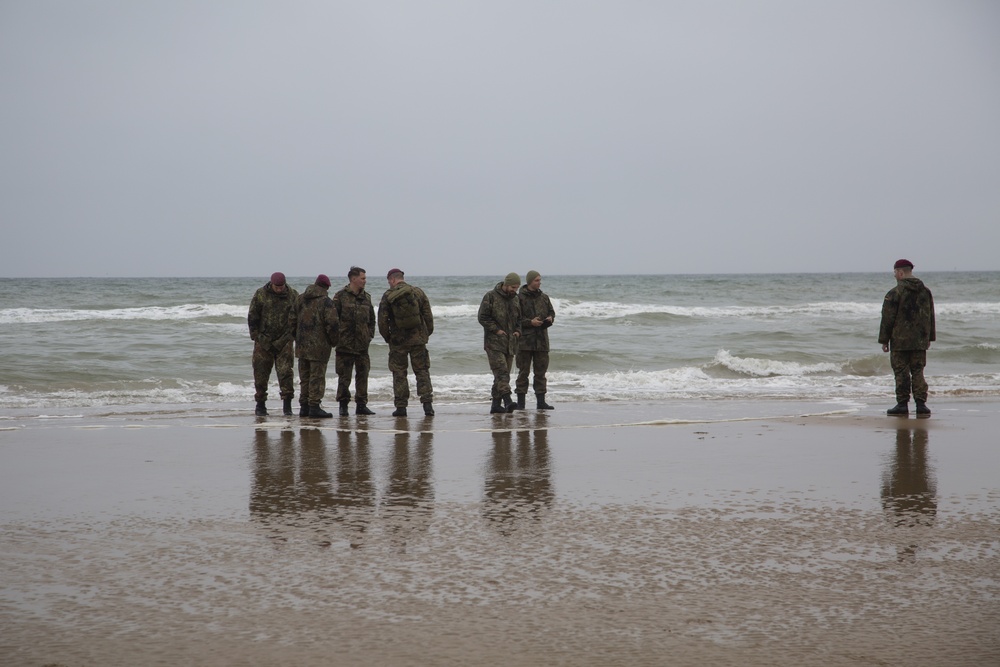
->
[878,291,896,346]
[928,291,936,343]
[478,294,498,332]
[326,301,339,347]
[247,293,261,339]
[377,297,391,342]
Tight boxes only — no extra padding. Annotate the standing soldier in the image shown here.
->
[248,272,299,416]
[478,272,522,413]
[296,274,339,418]
[333,266,377,416]
[515,270,556,410]
[378,269,435,417]
[879,259,936,416]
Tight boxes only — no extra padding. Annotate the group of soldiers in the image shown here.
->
[247,268,556,418]
[248,258,935,420]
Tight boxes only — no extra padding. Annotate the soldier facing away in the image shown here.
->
[247,271,299,416]
[296,274,339,418]
[478,272,522,413]
[378,268,435,417]
[515,270,556,410]
[879,259,936,416]
[333,266,377,416]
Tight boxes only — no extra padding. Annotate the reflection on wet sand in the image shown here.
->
[881,425,937,562]
[249,428,375,547]
[484,416,554,534]
[383,430,434,552]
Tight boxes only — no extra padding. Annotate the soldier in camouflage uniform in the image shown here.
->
[478,273,522,413]
[333,266,377,416]
[247,272,299,416]
[879,259,936,416]
[515,270,556,410]
[378,269,435,417]
[296,274,339,418]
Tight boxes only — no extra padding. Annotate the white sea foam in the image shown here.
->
[0,304,246,324]
[711,350,842,377]
[1,368,998,411]
[3,299,997,325]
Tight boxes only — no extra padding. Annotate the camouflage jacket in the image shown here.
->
[247,282,299,352]
[879,277,936,350]
[295,284,339,361]
[377,281,434,348]
[333,285,376,354]
[517,285,555,352]
[478,283,522,355]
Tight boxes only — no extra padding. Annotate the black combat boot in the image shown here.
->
[515,393,526,410]
[282,398,293,416]
[339,400,350,416]
[392,407,407,417]
[501,393,515,413]
[309,404,333,418]
[356,401,375,415]
[423,402,435,416]
[255,400,267,416]
[299,403,309,417]
[490,397,503,414]
[886,402,908,416]
[915,400,931,415]
[536,393,554,410]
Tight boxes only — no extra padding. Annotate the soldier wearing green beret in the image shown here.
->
[515,270,556,410]
[478,273,523,413]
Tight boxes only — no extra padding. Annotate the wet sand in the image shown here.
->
[1,399,999,666]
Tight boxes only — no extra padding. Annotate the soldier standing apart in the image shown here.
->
[248,272,299,416]
[479,273,523,413]
[879,259,936,416]
[378,269,435,417]
[333,266,377,416]
[296,274,339,418]
[515,270,556,410]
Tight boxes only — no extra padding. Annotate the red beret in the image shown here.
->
[387,268,404,279]
[316,274,331,288]
[270,272,286,286]
[893,259,914,270]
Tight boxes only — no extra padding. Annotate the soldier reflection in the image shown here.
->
[881,426,937,562]
[483,421,554,535]
[249,427,374,547]
[334,428,376,548]
[382,430,434,552]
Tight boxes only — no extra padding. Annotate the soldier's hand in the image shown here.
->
[497,329,506,336]
[881,344,889,353]
[531,317,543,327]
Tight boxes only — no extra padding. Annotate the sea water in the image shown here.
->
[0,273,997,415]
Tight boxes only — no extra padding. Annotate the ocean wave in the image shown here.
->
[708,350,842,377]
[3,299,996,325]
[0,304,247,324]
[3,369,997,411]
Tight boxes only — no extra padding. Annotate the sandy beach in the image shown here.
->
[2,398,998,667]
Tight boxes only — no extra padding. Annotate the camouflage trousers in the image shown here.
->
[335,350,371,403]
[515,350,549,394]
[252,340,294,402]
[388,344,433,408]
[486,349,515,399]
[297,357,329,407]
[890,348,928,403]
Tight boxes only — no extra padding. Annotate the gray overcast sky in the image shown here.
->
[2,1,998,278]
